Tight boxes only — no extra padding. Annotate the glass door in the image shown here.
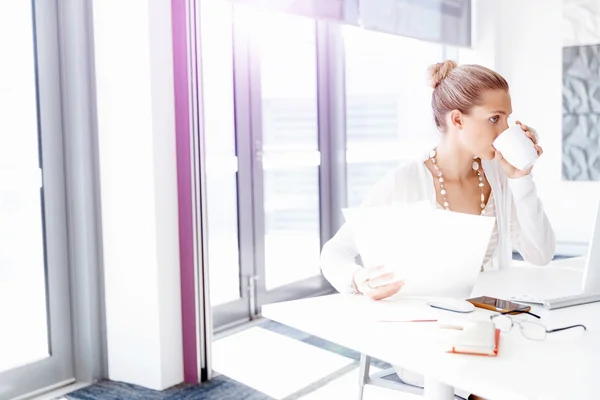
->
[246,9,330,306]
[200,3,331,330]
[199,0,250,329]
[0,1,74,399]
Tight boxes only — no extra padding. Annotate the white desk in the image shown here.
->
[262,259,600,400]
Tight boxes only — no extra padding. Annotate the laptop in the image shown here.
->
[509,197,600,310]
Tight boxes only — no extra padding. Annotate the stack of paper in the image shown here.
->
[342,202,496,298]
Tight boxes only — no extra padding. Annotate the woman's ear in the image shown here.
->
[450,110,463,130]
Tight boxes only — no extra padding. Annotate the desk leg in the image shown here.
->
[424,376,454,400]
[357,353,371,400]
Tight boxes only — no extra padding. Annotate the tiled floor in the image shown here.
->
[212,325,356,399]
[301,368,422,400]
[62,319,430,400]
[212,320,428,400]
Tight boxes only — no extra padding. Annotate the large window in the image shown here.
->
[343,27,447,206]
[0,1,48,373]
[0,2,76,398]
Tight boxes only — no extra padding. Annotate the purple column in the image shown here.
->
[171,0,198,383]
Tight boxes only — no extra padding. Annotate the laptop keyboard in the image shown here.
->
[509,293,580,305]
[511,293,600,309]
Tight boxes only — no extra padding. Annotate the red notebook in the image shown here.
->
[447,324,500,357]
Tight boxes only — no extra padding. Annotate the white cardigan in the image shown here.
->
[320,153,556,294]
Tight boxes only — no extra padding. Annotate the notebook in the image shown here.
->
[442,320,500,357]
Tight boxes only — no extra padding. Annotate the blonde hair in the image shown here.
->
[428,60,509,131]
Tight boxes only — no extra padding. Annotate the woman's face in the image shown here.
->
[456,89,512,160]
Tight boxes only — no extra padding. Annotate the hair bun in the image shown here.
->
[428,60,458,89]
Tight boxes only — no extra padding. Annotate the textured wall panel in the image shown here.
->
[563,0,600,180]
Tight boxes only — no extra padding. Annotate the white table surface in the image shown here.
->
[262,258,599,400]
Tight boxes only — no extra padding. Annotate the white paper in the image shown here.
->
[343,203,496,298]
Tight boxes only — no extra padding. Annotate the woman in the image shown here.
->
[319,61,556,399]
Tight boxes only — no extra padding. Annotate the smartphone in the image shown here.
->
[466,296,531,314]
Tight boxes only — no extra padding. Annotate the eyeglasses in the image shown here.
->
[490,310,587,341]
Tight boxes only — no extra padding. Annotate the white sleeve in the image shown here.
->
[508,174,556,266]
[320,172,396,293]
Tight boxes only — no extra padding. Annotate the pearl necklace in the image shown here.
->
[429,149,486,215]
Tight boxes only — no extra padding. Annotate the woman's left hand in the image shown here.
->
[495,121,543,179]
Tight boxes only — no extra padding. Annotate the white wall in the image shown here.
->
[458,0,499,68]
[93,0,183,390]
[473,0,600,251]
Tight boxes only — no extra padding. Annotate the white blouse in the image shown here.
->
[320,153,556,294]
[482,192,500,268]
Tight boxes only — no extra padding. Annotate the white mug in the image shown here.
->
[493,125,539,171]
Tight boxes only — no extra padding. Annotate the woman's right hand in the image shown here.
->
[353,265,404,300]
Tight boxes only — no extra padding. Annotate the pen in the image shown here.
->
[380,319,438,323]
[439,324,465,330]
